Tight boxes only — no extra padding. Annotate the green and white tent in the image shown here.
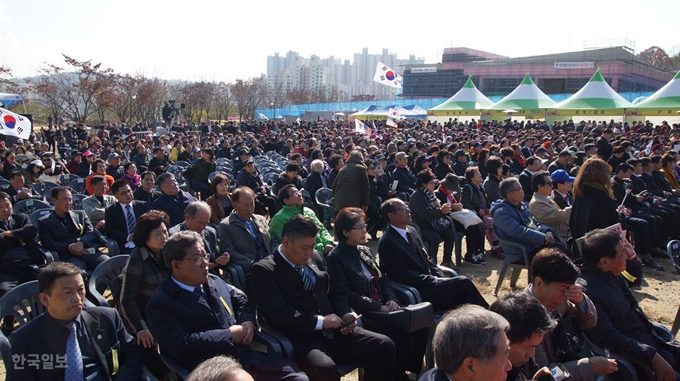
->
[629,70,680,116]
[552,69,632,116]
[488,74,556,111]
[428,76,494,117]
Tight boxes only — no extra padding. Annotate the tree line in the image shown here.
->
[0,54,373,125]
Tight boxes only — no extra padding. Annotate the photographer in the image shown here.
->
[162,101,172,128]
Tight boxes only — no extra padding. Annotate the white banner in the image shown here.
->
[554,62,595,69]
[0,107,31,139]
[373,62,402,88]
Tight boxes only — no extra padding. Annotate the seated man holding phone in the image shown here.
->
[252,215,396,381]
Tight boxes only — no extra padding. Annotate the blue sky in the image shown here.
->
[1,0,678,82]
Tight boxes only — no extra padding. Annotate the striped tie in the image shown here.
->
[125,205,136,234]
[295,265,313,291]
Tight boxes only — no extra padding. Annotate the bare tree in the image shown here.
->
[35,54,115,123]
[0,66,20,94]
[285,87,311,105]
[213,81,233,122]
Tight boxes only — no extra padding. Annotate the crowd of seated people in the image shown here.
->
[1,117,680,380]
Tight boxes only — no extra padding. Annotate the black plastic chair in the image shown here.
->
[28,208,53,227]
[0,178,11,188]
[31,181,60,199]
[58,173,80,186]
[12,199,51,215]
[87,255,129,308]
[208,171,229,184]
[69,177,87,194]
[257,314,364,380]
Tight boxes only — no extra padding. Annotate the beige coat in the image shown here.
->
[528,193,571,244]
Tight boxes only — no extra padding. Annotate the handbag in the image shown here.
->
[551,314,593,362]
[368,302,433,333]
[450,209,483,229]
[430,215,452,232]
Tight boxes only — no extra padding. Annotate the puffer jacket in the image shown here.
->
[490,199,553,262]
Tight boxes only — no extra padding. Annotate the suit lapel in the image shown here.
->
[80,310,111,377]
[274,250,305,289]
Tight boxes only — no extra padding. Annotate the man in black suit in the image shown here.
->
[38,187,109,272]
[146,230,307,381]
[8,262,144,380]
[251,215,396,381]
[5,171,37,204]
[0,191,44,297]
[104,180,149,254]
[518,157,544,202]
[168,201,230,275]
[378,198,488,312]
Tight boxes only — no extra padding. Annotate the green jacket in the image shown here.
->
[269,204,335,254]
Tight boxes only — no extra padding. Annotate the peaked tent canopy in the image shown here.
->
[428,76,494,116]
[631,70,680,116]
[0,92,24,108]
[350,104,427,120]
[488,74,556,111]
[553,70,632,114]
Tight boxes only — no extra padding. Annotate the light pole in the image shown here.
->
[270,102,275,121]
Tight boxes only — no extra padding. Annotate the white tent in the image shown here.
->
[428,76,494,117]
[488,74,556,111]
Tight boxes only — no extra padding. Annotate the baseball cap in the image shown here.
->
[82,150,94,157]
[550,169,575,183]
[395,152,408,161]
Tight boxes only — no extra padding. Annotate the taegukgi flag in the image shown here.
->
[355,119,371,135]
[374,62,402,88]
[0,107,31,139]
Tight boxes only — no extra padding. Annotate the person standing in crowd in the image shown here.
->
[332,151,370,214]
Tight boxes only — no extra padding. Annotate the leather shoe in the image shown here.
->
[490,247,505,260]
[651,247,667,258]
[642,256,663,270]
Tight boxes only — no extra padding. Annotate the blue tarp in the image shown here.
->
[0,92,23,108]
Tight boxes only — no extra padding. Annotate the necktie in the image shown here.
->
[565,194,572,206]
[65,321,83,381]
[295,265,313,291]
[193,285,206,300]
[406,232,418,252]
[125,205,136,235]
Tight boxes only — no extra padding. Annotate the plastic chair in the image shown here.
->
[87,255,129,308]
[58,173,80,186]
[12,199,51,215]
[315,188,334,226]
[71,193,87,211]
[31,181,60,199]
[667,240,680,276]
[257,314,364,380]
[174,161,190,169]
[494,239,531,296]
[0,178,11,188]
[208,171,229,184]
[29,208,53,227]
[69,177,87,194]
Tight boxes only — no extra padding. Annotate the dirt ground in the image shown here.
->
[1,237,678,381]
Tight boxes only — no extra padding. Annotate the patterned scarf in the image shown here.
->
[420,187,439,209]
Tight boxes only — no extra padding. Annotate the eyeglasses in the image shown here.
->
[351,225,367,231]
[544,181,553,186]
[399,204,410,211]
[509,187,524,192]
[183,253,210,265]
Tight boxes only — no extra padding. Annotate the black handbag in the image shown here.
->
[368,302,433,333]
[430,215,452,232]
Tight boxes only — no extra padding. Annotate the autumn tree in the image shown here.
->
[212,81,233,122]
[0,66,20,94]
[285,87,311,105]
[638,46,671,68]
[232,78,266,121]
[34,54,115,123]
